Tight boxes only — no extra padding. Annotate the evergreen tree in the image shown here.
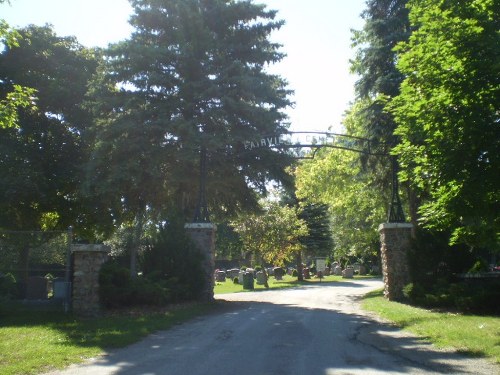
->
[86,0,293,225]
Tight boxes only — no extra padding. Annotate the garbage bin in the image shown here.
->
[242,271,254,290]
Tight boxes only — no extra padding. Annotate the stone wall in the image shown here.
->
[71,244,110,316]
[184,223,216,302]
[379,223,413,301]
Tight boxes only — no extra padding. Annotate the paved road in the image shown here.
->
[44,279,499,375]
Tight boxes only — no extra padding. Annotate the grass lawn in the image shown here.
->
[362,289,500,364]
[0,302,218,375]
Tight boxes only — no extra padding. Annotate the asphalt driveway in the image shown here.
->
[43,279,499,375]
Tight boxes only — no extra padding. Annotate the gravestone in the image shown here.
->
[342,267,354,279]
[333,266,342,276]
[256,271,267,285]
[215,270,226,282]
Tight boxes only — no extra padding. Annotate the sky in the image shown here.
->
[0,0,367,133]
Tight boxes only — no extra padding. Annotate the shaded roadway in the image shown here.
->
[43,279,499,375]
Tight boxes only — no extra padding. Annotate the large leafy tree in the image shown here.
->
[86,0,292,227]
[0,25,99,230]
[0,1,36,129]
[389,0,500,249]
[232,200,308,270]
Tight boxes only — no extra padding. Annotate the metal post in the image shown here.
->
[64,226,73,313]
[388,156,406,223]
[193,145,210,223]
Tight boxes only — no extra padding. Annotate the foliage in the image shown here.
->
[298,203,334,259]
[0,25,99,231]
[0,5,37,130]
[85,0,293,226]
[295,125,386,262]
[402,278,500,315]
[99,261,170,308]
[350,0,410,188]
[406,228,476,285]
[0,272,16,298]
[141,218,206,302]
[389,0,500,249]
[215,222,243,260]
[232,200,308,267]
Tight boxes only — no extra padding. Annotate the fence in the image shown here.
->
[0,228,72,308]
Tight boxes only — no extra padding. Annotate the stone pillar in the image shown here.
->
[184,223,217,302]
[71,244,110,316]
[378,223,413,301]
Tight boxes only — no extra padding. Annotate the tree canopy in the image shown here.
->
[0,25,98,230]
[85,0,293,226]
[232,200,308,267]
[389,0,500,249]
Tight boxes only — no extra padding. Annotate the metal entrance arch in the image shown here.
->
[192,131,406,224]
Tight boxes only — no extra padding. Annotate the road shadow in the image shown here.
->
[42,298,499,375]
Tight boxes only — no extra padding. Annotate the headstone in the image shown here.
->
[215,270,226,282]
[256,271,267,285]
[334,266,342,276]
[227,268,240,279]
[342,267,354,279]
[238,270,245,284]
[303,267,311,279]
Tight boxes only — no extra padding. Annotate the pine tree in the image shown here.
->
[86,0,293,224]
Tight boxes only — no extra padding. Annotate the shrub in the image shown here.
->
[0,273,17,299]
[292,269,298,277]
[141,218,206,302]
[233,277,239,284]
[403,283,425,302]
[468,259,488,274]
[99,261,170,308]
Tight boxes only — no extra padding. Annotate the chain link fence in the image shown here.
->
[0,228,72,308]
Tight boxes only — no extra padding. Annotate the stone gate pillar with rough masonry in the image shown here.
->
[378,223,413,301]
[184,223,217,302]
[71,244,110,316]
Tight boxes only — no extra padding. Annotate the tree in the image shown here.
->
[350,0,416,225]
[232,200,308,272]
[298,203,334,259]
[295,102,387,264]
[0,1,37,129]
[0,25,99,230]
[350,0,410,150]
[85,0,293,227]
[389,0,500,249]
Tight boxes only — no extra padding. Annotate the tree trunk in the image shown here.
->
[260,256,269,288]
[130,211,144,279]
[296,251,304,281]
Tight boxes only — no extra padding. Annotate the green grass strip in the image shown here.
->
[362,289,500,364]
[0,302,217,375]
